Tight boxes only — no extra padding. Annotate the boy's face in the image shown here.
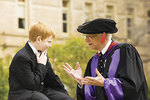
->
[38,35,53,52]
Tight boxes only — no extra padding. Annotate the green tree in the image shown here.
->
[0,55,11,100]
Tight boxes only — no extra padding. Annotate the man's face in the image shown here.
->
[85,34,103,50]
[38,35,53,52]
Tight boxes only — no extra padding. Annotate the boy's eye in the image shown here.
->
[47,41,52,43]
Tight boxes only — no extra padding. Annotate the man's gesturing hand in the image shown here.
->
[63,62,83,85]
[82,69,105,87]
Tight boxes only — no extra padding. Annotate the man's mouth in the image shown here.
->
[89,43,92,45]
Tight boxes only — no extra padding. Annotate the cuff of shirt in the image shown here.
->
[77,83,83,89]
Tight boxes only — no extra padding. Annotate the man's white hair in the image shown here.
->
[98,34,112,40]
[108,34,112,40]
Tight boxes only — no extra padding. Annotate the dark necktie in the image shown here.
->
[98,52,104,75]
[38,50,42,57]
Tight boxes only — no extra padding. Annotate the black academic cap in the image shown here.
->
[77,18,118,34]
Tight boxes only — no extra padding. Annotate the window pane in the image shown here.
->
[128,30,132,38]
[127,8,133,16]
[63,1,68,7]
[148,20,150,34]
[107,5,113,13]
[106,15,111,19]
[18,18,25,29]
[106,5,114,19]
[148,20,150,26]
[63,13,67,20]
[148,10,150,17]
[63,23,67,33]
[18,0,25,2]
[127,18,132,27]
[62,0,69,33]
[85,3,92,22]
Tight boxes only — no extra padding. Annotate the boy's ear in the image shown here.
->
[36,36,42,43]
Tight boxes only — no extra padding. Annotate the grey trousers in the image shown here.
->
[31,88,74,100]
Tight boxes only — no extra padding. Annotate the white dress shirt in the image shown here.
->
[28,41,38,54]
[98,39,112,55]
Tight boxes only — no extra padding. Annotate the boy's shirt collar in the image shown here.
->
[28,41,38,54]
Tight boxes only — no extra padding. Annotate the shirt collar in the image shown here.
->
[98,39,112,55]
[28,41,38,54]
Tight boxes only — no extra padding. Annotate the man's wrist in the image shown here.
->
[77,83,83,88]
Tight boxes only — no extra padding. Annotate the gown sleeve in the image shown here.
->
[104,48,124,100]
[77,58,92,100]
[115,44,148,100]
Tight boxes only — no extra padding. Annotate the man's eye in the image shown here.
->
[88,36,95,38]
[83,35,95,38]
[89,36,94,38]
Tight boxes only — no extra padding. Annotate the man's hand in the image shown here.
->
[35,50,47,65]
[63,62,83,85]
[82,69,105,87]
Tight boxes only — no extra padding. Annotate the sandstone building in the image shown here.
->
[0,0,150,77]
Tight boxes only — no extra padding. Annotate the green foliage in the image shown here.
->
[48,37,96,99]
[0,55,11,100]
[0,37,150,100]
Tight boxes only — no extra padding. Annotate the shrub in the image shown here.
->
[0,55,11,100]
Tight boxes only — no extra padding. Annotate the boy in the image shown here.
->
[8,22,73,100]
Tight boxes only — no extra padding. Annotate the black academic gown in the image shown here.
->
[8,42,70,100]
[77,43,148,100]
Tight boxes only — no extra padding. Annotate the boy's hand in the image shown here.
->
[35,50,47,65]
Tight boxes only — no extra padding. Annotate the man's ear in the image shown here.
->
[36,36,42,43]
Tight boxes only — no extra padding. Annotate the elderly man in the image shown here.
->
[63,18,148,100]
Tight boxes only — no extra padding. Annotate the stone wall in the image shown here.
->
[0,0,150,78]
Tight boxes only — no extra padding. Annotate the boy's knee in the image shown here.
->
[31,91,49,100]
